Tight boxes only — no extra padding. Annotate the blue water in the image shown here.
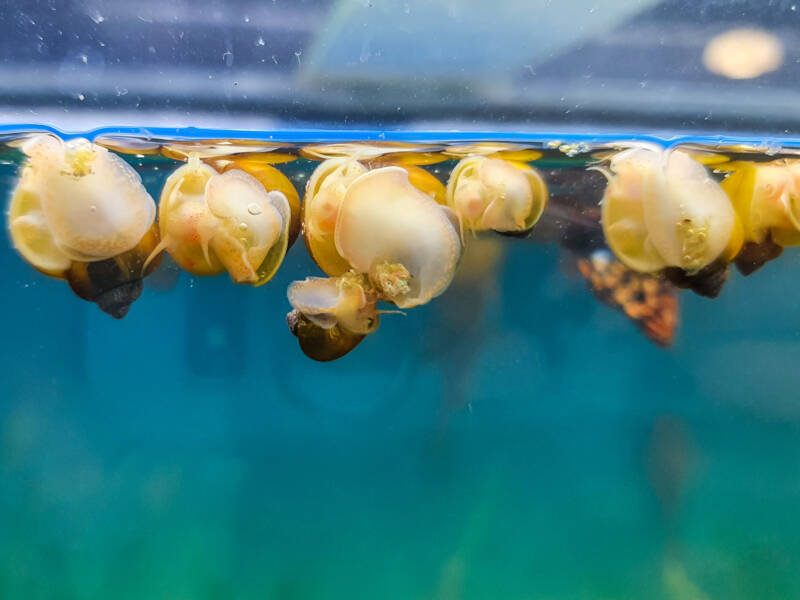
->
[2,131,800,599]
[3,124,800,148]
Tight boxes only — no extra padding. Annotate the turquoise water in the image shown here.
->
[2,130,800,599]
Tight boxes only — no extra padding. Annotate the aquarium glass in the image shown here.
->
[2,2,800,600]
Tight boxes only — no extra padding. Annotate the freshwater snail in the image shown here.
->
[145,155,297,285]
[446,155,548,234]
[288,164,462,360]
[7,135,159,317]
[598,145,742,297]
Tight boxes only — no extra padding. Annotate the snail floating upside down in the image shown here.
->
[598,146,743,297]
[444,143,548,235]
[287,273,379,362]
[300,144,448,277]
[289,157,462,361]
[144,154,298,286]
[7,135,160,317]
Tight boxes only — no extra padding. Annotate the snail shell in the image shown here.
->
[286,273,378,362]
[211,157,302,248]
[7,135,159,317]
[286,309,367,362]
[152,156,291,285]
[303,157,368,276]
[287,274,379,335]
[720,159,800,248]
[8,135,156,275]
[600,147,741,275]
[66,224,163,318]
[446,156,547,233]
[334,166,461,308]
[303,158,448,276]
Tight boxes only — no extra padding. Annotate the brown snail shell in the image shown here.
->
[66,224,163,318]
[286,309,367,362]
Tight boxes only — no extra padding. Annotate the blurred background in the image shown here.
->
[1,0,800,134]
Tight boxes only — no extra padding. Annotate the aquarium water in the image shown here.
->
[2,126,800,600]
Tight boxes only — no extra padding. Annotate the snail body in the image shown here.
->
[446,156,548,233]
[303,157,369,277]
[302,155,448,277]
[150,156,293,285]
[600,147,742,276]
[721,159,800,248]
[334,166,461,308]
[7,135,159,316]
[290,162,462,360]
[287,273,379,362]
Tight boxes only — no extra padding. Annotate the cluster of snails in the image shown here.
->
[9,135,800,358]
[285,142,547,359]
[596,144,800,297]
[6,136,547,360]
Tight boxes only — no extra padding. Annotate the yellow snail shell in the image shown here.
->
[152,156,291,285]
[600,147,741,274]
[7,135,160,317]
[303,157,369,276]
[446,156,547,233]
[720,159,800,247]
[303,158,449,276]
[8,135,156,275]
[334,166,461,308]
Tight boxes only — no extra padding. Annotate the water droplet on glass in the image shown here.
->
[239,222,248,231]
[247,202,262,215]
[359,37,371,63]
[89,205,97,212]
